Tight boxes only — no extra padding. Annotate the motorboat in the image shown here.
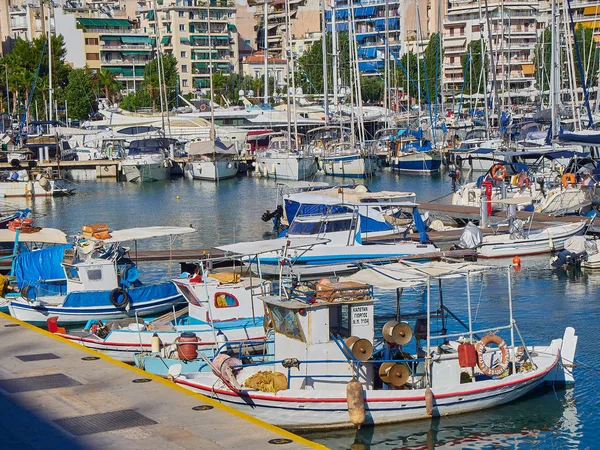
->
[7,226,195,325]
[162,262,577,430]
[184,138,239,181]
[121,138,173,182]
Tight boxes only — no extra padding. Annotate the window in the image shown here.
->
[85,37,98,45]
[86,53,100,61]
[179,11,185,17]
[182,64,188,73]
[179,24,185,31]
[254,70,260,78]
[182,79,188,87]
[181,51,187,58]
[269,305,305,342]
[65,266,80,282]
[214,292,239,308]
[87,269,102,281]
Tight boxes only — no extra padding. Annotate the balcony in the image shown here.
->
[101,58,151,65]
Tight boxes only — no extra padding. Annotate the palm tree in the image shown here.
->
[97,69,121,105]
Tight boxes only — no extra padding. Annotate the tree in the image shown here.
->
[96,69,121,105]
[360,76,383,103]
[119,89,152,111]
[461,40,489,94]
[422,32,444,104]
[533,27,552,92]
[143,53,178,110]
[573,24,600,88]
[394,51,419,102]
[64,69,96,121]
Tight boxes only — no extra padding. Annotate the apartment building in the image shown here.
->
[139,0,239,94]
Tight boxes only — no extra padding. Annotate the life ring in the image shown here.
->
[491,164,507,181]
[475,334,509,377]
[21,285,36,302]
[110,288,130,308]
[200,104,207,112]
[562,173,576,187]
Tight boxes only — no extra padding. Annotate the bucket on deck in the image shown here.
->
[177,332,199,360]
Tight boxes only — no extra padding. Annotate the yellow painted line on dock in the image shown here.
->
[0,311,327,450]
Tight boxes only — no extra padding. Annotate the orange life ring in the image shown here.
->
[475,334,509,377]
[562,172,576,187]
[200,104,207,112]
[491,164,507,181]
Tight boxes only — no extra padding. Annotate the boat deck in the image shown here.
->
[0,312,321,450]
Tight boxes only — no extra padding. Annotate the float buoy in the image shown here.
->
[512,255,521,267]
[425,386,434,416]
[347,377,365,428]
[475,334,509,377]
[491,164,507,181]
[561,172,576,187]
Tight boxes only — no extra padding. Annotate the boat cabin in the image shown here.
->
[263,285,375,390]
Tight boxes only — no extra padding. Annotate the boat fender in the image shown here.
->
[20,285,36,302]
[151,332,162,352]
[491,164,507,181]
[346,377,365,428]
[425,386,434,416]
[110,288,130,308]
[562,173,576,188]
[475,334,509,377]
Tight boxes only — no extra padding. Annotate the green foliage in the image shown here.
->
[210,73,258,105]
[533,27,552,92]
[119,89,152,111]
[360,76,384,103]
[144,53,178,110]
[95,69,122,104]
[394,51,419,101]
[0,35,71,120]
[64,69,96,121]
[573,25,600,88]
[422,33,444,104]
[461,40,489,94]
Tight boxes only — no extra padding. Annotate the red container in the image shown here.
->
[177,332,199,361]
[458,343,477,368]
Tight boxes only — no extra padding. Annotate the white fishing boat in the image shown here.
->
[0,170,74,197]
[256,135,317,181]
[165,262,577,430]
[121,138,171,182]
[320,143,376,178]
[7,226,195,325]
[48,268,269,363]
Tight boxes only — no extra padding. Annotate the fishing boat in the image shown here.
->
[163,262,577,430]
[220,202,438,278]
[7,226,194,325]
[184,139,239,181]
[121,138,172,182]
[48,265,269,363]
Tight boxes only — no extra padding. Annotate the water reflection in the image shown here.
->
[304,390,580,450]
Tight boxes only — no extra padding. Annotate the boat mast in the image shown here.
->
[384,0,389,125]
[550,0,560,139]
[321,0,329,125]
[263,2,269,105]
[347,5,356,146]
[152,0,166,132]
[331,0,338,110]
[46,0,53,122]
[208,0,215,142]
[284,0,293,150]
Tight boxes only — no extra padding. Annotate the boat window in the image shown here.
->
[65,266,80,282]
[86,269,102,281]
[177,283,200,306]
[288,220,322,235]
[214,292,239,308]
[325,219,352,233]
[269,305,305,342]
[329,304,350,338]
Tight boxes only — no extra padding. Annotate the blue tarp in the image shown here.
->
[63,282,180,308]
[412,207,429,243]
[14,244,72,293]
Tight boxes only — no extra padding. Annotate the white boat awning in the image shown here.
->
[217,237,329,257]
[0,228,67,244]
[342,261,490,289]
[96,226,196,243]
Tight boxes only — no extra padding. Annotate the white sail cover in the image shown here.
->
[96,226,196,242]
[0,228,67,244]
[187,139,237,156]
[343,261,489,289]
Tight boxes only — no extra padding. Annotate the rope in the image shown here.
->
[427,190,454,203]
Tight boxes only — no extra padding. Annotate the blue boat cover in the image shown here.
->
[62,282,180,308]
[14,244,72,293]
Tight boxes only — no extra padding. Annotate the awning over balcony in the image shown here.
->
[121,50,150,55]
[161,36,171,45]
[78,18,131,28]
[100,35,121,41]
[180,37,191,44]
[194,79,209,87]
[121,36,151,44]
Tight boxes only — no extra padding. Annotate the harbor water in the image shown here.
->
[4,169,598,449]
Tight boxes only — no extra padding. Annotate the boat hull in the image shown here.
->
[122,162,169,182]
[392,152,442,174]
[321,154,376,178]
[187,160,239,181]
[256,155,317,181]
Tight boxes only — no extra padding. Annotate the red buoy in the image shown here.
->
[512,256,521,267]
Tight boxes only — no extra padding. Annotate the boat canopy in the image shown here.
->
[216,237,329,257]
[94,226,196,243]
[0,228,67,244]
[187,139,237,156]
[502,149,588,159]
[343,261,490,289]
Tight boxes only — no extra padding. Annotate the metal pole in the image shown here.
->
[208,1,215,142]
[47,0,53,122]
[152,0,166,131]
[5,64,9,117]
[331,0,338,107]
[320,0,329,125]
[263,2,269,105]
[507,267,516,374]
[466,271,473,341]
[426,277,431,385]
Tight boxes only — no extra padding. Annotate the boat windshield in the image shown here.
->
[289,217,353,235]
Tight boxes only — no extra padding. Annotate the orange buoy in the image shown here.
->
[512,255,521,267]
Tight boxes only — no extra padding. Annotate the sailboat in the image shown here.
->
[183,0,240,182]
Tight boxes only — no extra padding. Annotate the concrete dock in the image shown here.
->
[0,312,324,450]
